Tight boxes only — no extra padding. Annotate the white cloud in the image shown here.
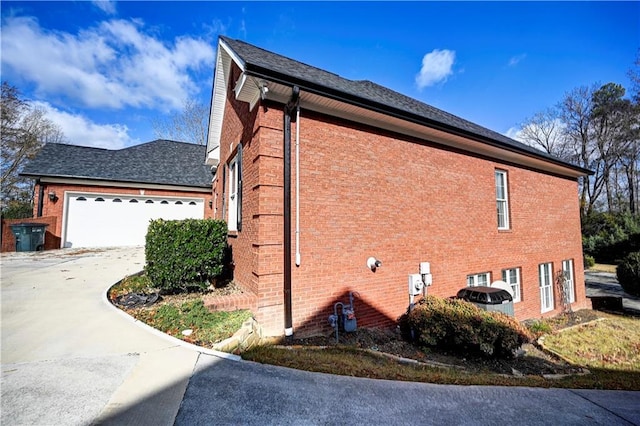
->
[1,16,215,111]
[505,126,524,141]
[33,101,138,149]
[92,1,117,15]
[508,54,527,67]
[415,49,455,90]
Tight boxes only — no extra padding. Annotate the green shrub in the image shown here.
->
[1,200,33,219]
[584,254,595,269]
[145,219,228,293]
[616,251,640,297]
[524,319,552,338]
[405,296,532,358]
[582,212,640,264]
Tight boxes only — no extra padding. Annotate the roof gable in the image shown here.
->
[21,140,212,188]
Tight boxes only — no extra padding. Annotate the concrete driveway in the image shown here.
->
[1,247,204,426]
[2,248,639,425]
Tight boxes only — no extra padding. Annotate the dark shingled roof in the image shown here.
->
[221,36,589,174]
[21,139,212,188]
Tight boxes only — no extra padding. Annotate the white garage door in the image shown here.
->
[63,193,205,248]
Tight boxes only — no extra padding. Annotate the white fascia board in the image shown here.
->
[206,39,247,165]
[38,177,211,193]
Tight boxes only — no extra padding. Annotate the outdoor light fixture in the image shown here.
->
[48,191,58,202]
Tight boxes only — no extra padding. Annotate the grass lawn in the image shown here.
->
[589,263,617,273]
[542,314,640,371]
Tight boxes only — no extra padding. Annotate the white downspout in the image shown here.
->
[295,105,301,266]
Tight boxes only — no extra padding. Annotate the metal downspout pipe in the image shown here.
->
[283,86,300,337]
[37,180,44,217]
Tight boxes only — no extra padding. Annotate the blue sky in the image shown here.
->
[1,1,638,149]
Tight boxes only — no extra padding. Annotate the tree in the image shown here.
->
[152,98,208,145]
[517,81,639,219]
[1,82,65,207]
[517,107,570,159]
[558,84,604,218]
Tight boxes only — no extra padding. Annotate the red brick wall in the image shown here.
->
[213,63,287,335]
[288,111,587,335]
[30,182,213,249]
[215,77,587,337]
[1,216,58,252]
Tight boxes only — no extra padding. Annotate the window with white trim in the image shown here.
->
[227,143,243,232]
[501,268,521,303]
[467,272,491,287]
[562,259,575,304]
[227,155,238,231]
[539,262,554,313]
[495,170,510,230]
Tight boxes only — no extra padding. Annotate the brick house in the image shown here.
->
[14,140,213,250]
[206,37,592,337]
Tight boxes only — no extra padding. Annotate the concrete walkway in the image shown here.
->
[1,248,639,425]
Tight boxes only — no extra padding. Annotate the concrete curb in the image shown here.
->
[102,275,242,362]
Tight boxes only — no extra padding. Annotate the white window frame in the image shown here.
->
[562,259,575,304]
[539,263,554,313]
[495,170,510,230]
[467,272,491,287]
[501,267,521,303]
[227,155,238,231]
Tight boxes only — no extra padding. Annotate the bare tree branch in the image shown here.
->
[152,98,208,145]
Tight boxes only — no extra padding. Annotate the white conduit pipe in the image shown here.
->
[295,105,301,266]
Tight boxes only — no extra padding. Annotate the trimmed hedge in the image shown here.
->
[145,219,228,293]
[403,296,532,358]
[616,251,640,297]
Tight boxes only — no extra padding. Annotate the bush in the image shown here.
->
[582,212,640,264]
[145,219,228,293]
[584,254,595,269]
[524,319,552,339]
[404,296,532,358]
[1,200,33,219]
[616,251,640,297]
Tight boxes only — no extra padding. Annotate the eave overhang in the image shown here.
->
[209,39,592,180]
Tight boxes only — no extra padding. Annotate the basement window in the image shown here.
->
[539,262,554,313]
[501,268,521,303]
[562,259,575,304]
[467,272,490,287]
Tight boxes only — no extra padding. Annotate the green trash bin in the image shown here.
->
[10,223,48,252]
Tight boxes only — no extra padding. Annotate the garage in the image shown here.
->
[63,192,205,248]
